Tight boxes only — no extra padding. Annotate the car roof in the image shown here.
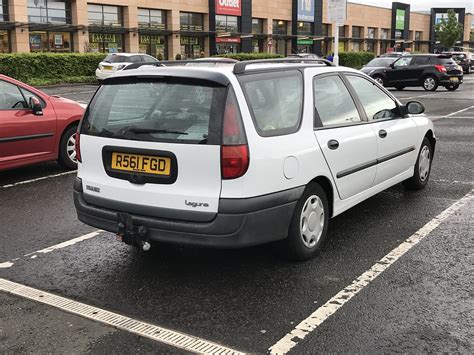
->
[106,53,149,57]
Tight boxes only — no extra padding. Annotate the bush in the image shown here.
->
[338,52,375,69]
[214,53,283,61]
[0,53,106,85]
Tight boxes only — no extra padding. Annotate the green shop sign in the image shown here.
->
[297,39,314,45]
[396,9,405,30]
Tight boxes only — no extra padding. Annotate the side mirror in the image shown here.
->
[389,63,395,69]
[30,96,43,116]
[406,101,425,115]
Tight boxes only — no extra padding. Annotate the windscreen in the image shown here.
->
[104,55,128,63]
[81,79,226,144]
[366,58,395,67]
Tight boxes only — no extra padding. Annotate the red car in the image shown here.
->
[0,75,85,171]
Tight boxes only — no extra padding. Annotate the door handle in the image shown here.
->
[328,139,339,150]
[379,129,387,138]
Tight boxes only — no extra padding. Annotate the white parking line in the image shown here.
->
[269,189,473,354]
[1,170,76,189]
[400,92,444,100]
[445,105,474,118]
[0,231,101,269]
[0,278,244,354]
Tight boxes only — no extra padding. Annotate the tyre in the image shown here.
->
[422,76,439,91]
[283,183,329,261]
[404,137,432,190]
[445,83,460,91]
[58,124,78,170]
[372,75,385,86]
[466,66,471,74]
[395,86,405,91]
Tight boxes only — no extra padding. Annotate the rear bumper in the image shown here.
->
[74,178,302,248]
[439,73,463,85]
[95,69,115,80]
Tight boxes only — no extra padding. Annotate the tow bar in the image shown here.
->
[116,212,151,251]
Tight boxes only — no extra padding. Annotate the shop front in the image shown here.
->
[180,36,204,59]
[216,37,240,54]
[273,20,288,56]
[138,8,168,60]
[29,31,72,52]
[180,12,205,59]
[88,32,123,53]
[297,38,313,53]
[139,34,167,60]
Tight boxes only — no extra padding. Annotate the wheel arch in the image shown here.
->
[424,129,436,158]
[57,120,80,157]
[308,175,334,218]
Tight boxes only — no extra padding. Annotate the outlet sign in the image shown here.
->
[216,0,241,16]
[395,9,405,30]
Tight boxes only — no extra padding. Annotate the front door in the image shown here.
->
[0,80,56,166]
[344,74,418,185]
[385,56,413,86]
[313,73,377,200]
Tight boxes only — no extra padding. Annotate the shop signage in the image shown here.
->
[327,0,346,26]
[395,9,405,30]
[90,33,117,43]
[140,35,164,44]
[216,37,241,43]
[54,34,63,46]
[435,12,459,24]
[297,0,315,22]
[216,0,241,16]
[181,37,200,45]
[297,38,313,45]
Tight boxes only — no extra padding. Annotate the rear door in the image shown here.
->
[407,56,430,84]
[313,73,377,200]
[78,75,228,222]
[0,80,56,166]
[344,74,417,185]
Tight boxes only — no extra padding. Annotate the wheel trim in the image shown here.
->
[374,77,384,85]
[300,195,325,249]
[418,145,431,182]
[66,133,77,163]
[424,77,435,90]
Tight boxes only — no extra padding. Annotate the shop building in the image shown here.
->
[0,0,472,58]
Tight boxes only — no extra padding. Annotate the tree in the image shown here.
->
[434,9,464,49]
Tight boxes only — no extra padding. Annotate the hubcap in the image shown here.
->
[300,195,325,248]
[67,133,77,163]
[424,77,435,90]
[375,77,384,85]
[418,145,431,181]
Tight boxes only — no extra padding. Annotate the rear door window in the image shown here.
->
[81,79,227,145]
[412,56,430,65]
[239,70,303,136]
[313,75,361,127]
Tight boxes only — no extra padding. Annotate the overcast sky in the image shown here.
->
[348,0,474,13]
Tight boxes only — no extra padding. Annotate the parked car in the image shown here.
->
[442,51,472,74]
[96,53,158,81]
[287,53,321,59]
[360,57,397,75]
[74,59,435,261]
[379,52,409,58]
[0,75,85,171]
[368,54,463,91]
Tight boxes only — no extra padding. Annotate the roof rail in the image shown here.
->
[124,58,238,71]
[233,58,334,75]
[123,62,165,70]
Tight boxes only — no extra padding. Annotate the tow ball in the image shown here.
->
[116,212,151,251]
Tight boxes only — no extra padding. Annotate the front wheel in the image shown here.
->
[445,84,460,91]
[58,125,78,170]
[372,76,385,86]
[283,183,329,261]
[404,137,432,190]
[422,76,439,91]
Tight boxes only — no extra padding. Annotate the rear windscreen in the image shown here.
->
[104,55,128,63]
[81,79,226,145]
[437,58,456,65]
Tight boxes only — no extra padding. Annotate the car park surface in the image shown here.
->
[0,74,473,353]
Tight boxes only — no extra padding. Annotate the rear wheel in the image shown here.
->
[445,83,460,91]
[283,183,329,261]
[404,137,432,190]
[395,86,405,91]
[58,124,78,170]
[422,76,438,91]
[372,75,385,86]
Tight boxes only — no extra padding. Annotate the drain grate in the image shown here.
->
[0,278,244,354]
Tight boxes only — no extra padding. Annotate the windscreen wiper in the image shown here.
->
[128,127,189,135]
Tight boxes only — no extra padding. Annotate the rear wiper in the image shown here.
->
[128,127,188,135]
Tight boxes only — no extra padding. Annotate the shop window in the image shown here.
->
[338,26,347,38]
[0,1,7,22]
[297,22,313,36]
[139,35,167,60]
[415,31,422,41]
[180,12,204,32]
[367,41,375,53]
[0,30,9,52]
[29,31,71,52]
[272,20,287,35]
[367,27,376,39]
[352,26,362,38]
[180,36,204,59]
[88,33,123,53]
[88,4,123,27]
[322,24,331,37]
[216,15,239,33]
[28,0,71,24]
[138,8,166,30]
[380,28,390,40]
[252,18,263,34]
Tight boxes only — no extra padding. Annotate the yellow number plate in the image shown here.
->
[111,153,171,176]
[102,65,113,70]
[450,77,459,82]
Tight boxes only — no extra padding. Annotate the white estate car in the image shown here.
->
[75,59,435,260]
[95,53,158,81]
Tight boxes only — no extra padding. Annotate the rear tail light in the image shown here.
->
[221,88,249,179]
[434,65,447,73]
[75,129,81,163]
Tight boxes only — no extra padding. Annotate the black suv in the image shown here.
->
[367,54,463,91]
